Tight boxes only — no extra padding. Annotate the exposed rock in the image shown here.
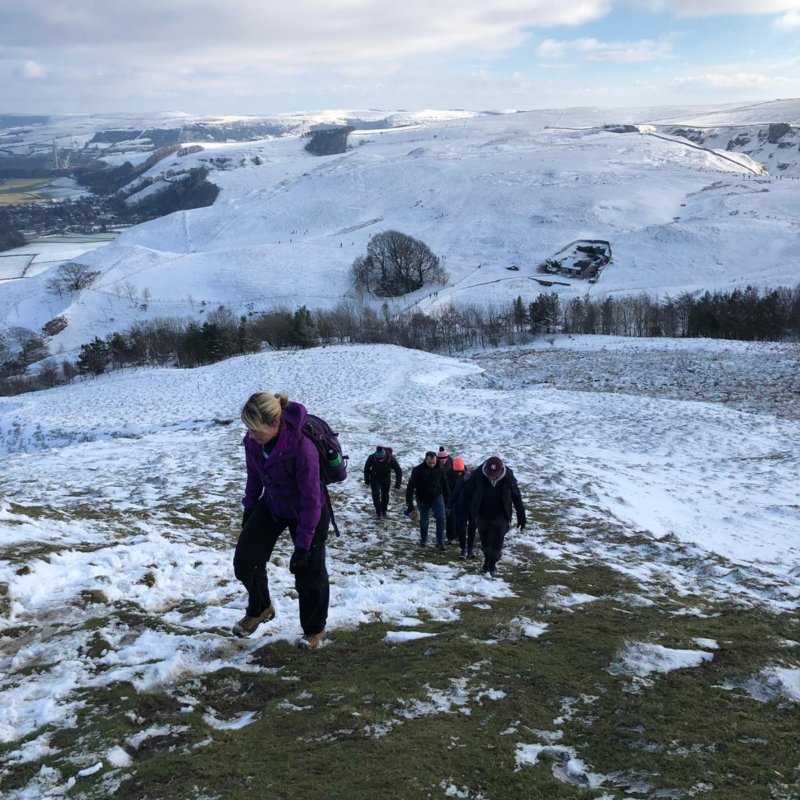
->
[42,316,68,336]
[667,128,706,145]
[767,123,791,144]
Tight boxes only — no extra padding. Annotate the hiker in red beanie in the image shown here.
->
[455,456,525,577]
[444,455,465,546]
[446,457,478,558]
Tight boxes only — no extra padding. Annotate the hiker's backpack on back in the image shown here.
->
[302,414,348,534]
[302,414,348,484]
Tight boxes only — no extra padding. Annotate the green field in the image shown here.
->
[0,177,52,206]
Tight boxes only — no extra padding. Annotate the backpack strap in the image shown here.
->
[323,484,340,536]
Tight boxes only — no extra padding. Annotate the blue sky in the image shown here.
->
[1,1,799,114]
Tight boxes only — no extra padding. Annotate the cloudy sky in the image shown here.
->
[1,0,799,115]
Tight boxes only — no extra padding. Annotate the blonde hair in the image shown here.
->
[241,391,289,429]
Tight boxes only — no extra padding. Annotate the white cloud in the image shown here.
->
[774,9,800,27]
[1,0,797,113]
[0,2,613,59]
[674,71,784,88]
[537,39,569,58]
[537,36,673,62]
[0,1,620,113]
[19,60,48,79]
[625,0,800,17]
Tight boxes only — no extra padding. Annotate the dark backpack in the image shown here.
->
[302,414,348,534]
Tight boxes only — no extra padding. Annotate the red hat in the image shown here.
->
[482,456,505,481]
[453,457,465,471]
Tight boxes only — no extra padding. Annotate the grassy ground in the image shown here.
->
[0,468,800,800]
[2,485,798,800]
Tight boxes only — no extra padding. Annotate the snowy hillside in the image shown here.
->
[0,337,798,797]
[1,100,799,357]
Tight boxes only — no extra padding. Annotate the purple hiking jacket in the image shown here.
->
[242,401,323,550]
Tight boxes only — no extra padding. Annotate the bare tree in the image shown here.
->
[351,230,447,297]
[47,263,100,297]
[118,281,138,306]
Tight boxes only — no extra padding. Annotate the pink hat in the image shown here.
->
[453,457,465,471]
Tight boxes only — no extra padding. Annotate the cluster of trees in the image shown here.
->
[72,305,321,376]
[0,225,26,252]
[0,327,52,394]
[352,230,448,297]
[74,145,181,195]
[556,285,799,341]
[2,283,799,396]
[130,167,220,218]
[304,127,354,156]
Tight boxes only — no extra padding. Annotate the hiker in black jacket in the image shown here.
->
[364,446,402,519]
[447,458,477,558]
[405,450,450,549]
[456,456,525,576]
[443,454,463,544]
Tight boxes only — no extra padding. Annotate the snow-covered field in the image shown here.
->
[0,336,798,796]
[1,102,798,357]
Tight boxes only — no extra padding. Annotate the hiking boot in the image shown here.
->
[459,548,467,559]
[232,604,275,638]
[297,630,326,649]
[466,550,477,559]
[436,541,446,551]
[419,537,427,547]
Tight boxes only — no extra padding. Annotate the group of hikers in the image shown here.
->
[232,391,526,650]
[365,445,526,568]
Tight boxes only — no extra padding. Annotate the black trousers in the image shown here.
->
[370,477,391,515]
[454,513,477,552]
[478,516,510,569]
[234,500,330,635]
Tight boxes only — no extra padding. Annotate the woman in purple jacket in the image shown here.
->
[233,391,329,649]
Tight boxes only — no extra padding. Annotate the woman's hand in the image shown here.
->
[289,547,309,574]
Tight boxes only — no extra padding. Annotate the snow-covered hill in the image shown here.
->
[0,336,798,795]
[1,101,799,356]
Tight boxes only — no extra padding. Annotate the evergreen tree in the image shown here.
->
[77,337,109,376]
[291,305,317,348]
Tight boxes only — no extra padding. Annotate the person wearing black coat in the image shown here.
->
[363,446,403,519]
[456,456,526,576]
[444,456,465,544]
[447,458,477,558]
[405,450,450,549]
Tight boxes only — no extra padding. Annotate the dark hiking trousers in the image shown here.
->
[234,500,330,635]
[370,477,391,516]
[478,515,510,571]
[445,509,456,542]
[455,514,477,553]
